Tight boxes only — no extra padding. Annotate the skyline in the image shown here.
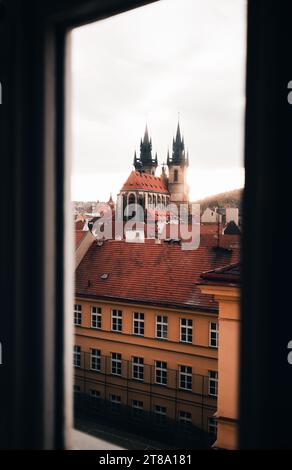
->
[71,0,246,202]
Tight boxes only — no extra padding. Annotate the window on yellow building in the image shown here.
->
[178,410,192,426]
[179,365,192,391]
[110,394,121,413]
[208,371,218,397]
[73,345,81,368]
[111,309,123,332]
[154,405,167,423]
[156,315,168,339]
[90,348,101,371]
[132,356,144,381]
[132,400,144,418]
[90,390,101,408]
[155,361,167,385]
[133,312,144,336]
[180,318,193,343]
[111,352,122,376]
[73,304,82,326]
[91,306,102,329]
[208,417,217,440]
[209,322,219,348]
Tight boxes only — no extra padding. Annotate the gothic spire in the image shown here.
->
[176,121,182,143]
[140,124,153,165]
[143,124,150,144]
[170,120,187,165]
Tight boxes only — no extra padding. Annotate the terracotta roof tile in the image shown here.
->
[121,171,169,194]
[75,230,87,249]
[75,237,240,312]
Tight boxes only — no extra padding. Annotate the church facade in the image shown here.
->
[118,123,190,217]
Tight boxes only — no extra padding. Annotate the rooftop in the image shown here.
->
[199,262,241,287]
[75,237,240,312]
[120,171,169,194]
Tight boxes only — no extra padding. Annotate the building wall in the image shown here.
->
[198,284,240,449]
[225,208,239,226]
[74,298,218,430]
[168,165,189,203]
[201,208,222,223]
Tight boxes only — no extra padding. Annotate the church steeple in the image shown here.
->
[133,125,158,175]
[169,120,187,166]
[168,122,188,166]
[167,120,190,204]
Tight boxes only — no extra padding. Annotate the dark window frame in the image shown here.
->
[2,0,292,450]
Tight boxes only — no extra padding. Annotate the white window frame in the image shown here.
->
[156,315,168,339]
[74,304,82,326]
[155,360,167,385]
[180,318,193,343]
[208,417,217,438]
[91,306,102,329]
[208,370,218,397]
[111,309,122,332]
[90,389,101,400]
[209,321,219,348]
[110,394,121,412]
[154,405,167,422]
[178,410,192,425]
[90,348,101,371]
[133,312,144,336]
[179,365,192,391]
[111,352,122,376]
[132,356,144,381]
[73,345,81,368]
[132,399,143,416]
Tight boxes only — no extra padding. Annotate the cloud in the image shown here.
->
[71,0,246,199]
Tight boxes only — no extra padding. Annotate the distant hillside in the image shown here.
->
[193,188,243,213]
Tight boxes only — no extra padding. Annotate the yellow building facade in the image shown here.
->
[74,298,218,436]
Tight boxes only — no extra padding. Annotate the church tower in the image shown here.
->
[167,122,189,204]
[133,125,158,175]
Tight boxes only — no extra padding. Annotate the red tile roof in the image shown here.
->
[75,220,85,230]
[75,237,240,312]
[199,262,241,287]
[121,171,169,194]
[75,230,87,249]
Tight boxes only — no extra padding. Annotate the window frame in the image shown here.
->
[111,309,123,332]
[155,360,168,386]
[156,315,168,339]
[111,352,122,376]
[208,370,218,397]
[133,312,145,336]
[180,318,193,344]
[73,304,82,326]
[179,365,193,391]
[209,321,219,348]
[91,306,102,329]
[5,0,289,451]
[73,345,81,368]
[132,356,144,381]
[90,348,101,372]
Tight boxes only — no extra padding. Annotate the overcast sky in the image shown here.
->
[71,0,246,202]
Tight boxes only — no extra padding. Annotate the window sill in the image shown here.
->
[71,429,125,450]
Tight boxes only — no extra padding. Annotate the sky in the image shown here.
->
[71,0,246,202]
